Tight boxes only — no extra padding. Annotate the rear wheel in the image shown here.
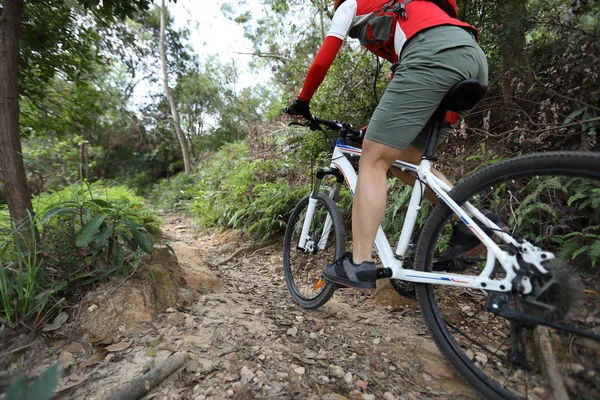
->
[283,194,345,309]
[416,152,600,399]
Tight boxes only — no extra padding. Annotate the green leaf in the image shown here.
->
[24,364,61,400]
[76,215,107,247]
[94,225,113,248]
[39,207,74,225]
[571,246,588,260]
[111,241,125,268]
[42,312,69,332]
[90,199,110,208]
[6,375,27,400]
[120,232,138,252]
[123,220,153,254]
[564,108,585,124]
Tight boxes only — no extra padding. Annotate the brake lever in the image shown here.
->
[288,121,308,127]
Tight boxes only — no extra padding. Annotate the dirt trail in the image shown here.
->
[2,213,477,400]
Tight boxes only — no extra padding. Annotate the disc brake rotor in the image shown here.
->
[516,258,585,322]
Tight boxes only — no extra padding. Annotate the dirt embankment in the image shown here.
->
[1,214,474,400]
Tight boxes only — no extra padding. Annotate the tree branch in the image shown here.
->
[234,51,292,63]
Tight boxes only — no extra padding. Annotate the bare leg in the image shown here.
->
[352,142,454,264]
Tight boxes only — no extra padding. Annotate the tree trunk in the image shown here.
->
[0,0,33,226]
[497,0,532,100]
[159,0,191,174]
[79,130,89,180]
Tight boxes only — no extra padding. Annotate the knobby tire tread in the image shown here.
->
[283,194,345,309]
[414,151,600,400]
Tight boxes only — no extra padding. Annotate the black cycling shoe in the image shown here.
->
[434,211,509,271]
[322,252,377,290]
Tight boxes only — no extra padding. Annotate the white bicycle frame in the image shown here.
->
[299,140,554,293]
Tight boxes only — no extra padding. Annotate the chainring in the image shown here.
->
[516,258,585,322]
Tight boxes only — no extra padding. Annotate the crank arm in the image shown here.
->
[486,292,600,342]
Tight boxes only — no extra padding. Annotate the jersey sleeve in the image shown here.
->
[326,0,356,40]
[298,36,343,101]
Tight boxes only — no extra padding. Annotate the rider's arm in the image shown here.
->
[298,37,343,101]
[297,0,356,102]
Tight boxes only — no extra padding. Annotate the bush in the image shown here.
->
[190,141,308,238]
[0,181,160,330]
[149,172,200,212]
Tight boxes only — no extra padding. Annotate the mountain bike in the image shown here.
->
[282,79,600,399]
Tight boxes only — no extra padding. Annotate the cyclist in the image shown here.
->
[285,0,489,290]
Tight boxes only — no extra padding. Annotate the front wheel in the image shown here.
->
[415,151,600,399]
[283,194,346,309]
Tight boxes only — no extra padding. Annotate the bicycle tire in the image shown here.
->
[415,151,600,399]
[283,193,345,309]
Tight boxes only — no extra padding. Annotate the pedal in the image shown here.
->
[376,268,393,279]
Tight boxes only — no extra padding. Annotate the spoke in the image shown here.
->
[465,319,493,354]
[481,335,511,371]
[445,320,510,365]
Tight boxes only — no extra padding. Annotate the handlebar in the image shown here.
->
[283,109,364,142]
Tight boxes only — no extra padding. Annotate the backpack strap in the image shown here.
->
[382,0,414,20]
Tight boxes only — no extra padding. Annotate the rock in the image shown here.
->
[322,394,350,400]
[362,395,375,400]
[318,375,330,384]
[192,385,203,397]
[268,266,283,275]
[276,372,289,380]
[570,363,585,374]
[420,339,442,357]
[258,354,266,360]
[219,242,239,253]
[423,373,432,382]
[329,365,345,378]
[383,392,395,400]
[58,350,75,369]
[343,371,353,385]
[88,304,98,312]
[310,332,318,339]
[231,382,242,391]
[373,338,380,345]
[177,288,195,306]
[421,358,454,379]
[474,352,488,365]
[194,396,206,400]
[294,367,306,375]
[166,311,186,326]
[227,389,234,397]
[240,366,254,384]
[64,342,86,354]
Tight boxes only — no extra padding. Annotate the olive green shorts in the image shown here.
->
[366,25,488,152]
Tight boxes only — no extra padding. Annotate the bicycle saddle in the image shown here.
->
[440,79,487,112]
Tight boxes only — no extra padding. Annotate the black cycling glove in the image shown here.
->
[284,98,312,119]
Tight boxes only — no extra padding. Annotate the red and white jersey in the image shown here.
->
[328,0,475,63]
[298,0,477,101]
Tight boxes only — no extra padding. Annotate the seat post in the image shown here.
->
[423,111,445,161]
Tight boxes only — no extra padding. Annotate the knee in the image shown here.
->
[358,153,394,172]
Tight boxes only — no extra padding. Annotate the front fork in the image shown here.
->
[298,168,344,252]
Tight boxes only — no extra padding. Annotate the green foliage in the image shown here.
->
[150,173,200,212]
[495,177,600,267]
[188,140,308,239]
[0,213,60,329]
[381,180,434,248]
[6,363,61,400]
[0,182,159,329]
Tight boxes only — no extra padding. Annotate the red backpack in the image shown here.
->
[348,0,460,61]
